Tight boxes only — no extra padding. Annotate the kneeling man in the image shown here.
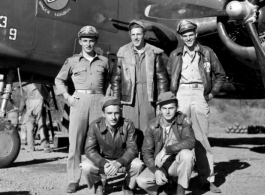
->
[136,92,195,195]
[82,97,143,195]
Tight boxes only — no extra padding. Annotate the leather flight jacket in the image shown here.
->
[85,117,138,168]
[111,42,169,104]
[167,43,226,101]
[141,112,195,173]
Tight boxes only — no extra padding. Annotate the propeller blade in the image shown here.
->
[145,3,227,20]
[245,22,265,88]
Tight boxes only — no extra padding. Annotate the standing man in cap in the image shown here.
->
[55,25,110,193]
[167,19,226,193]
[136,91,195,195]
[111,19,169,142]
[81,96,143,195]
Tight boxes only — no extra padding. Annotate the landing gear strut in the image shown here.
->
[0,70,21,168]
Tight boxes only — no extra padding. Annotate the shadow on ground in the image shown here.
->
[11,157,66,168]
[187,159,250,195]
[209,137,265,153]
[0,192,30,195]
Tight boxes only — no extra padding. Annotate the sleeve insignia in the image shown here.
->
[184,117,192,125]
[64,59,68,65]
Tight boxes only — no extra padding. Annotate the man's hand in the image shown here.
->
[64,93,79,106]
[104,162,111,175]
[155,148,166,168]
[208,93,213,102]
[155,170,168,186]
[104,161,121,176]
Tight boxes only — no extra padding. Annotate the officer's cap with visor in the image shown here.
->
[157,91,178,108]
[100,96,121,111]
[128,19,146,32]
[176,20,197,35]
[78,26,99,39]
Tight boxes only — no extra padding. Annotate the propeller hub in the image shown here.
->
[226,0,258,23]
[226,1,249,20]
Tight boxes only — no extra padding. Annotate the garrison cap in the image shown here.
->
[177,20,197,34]
[100,96,121,110]
[128,19,146,31]
[78,26,99,39]
[157,91,177,107]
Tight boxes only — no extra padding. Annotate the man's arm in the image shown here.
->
[84,124,108,168]
[210,50,226,97]
[142,126,161,173]
[116,121,138,167]
[55,59,71,99]
[156,54,169,95]
[111,57,121,99]
[103,61,111,95]
[164,116,195,155]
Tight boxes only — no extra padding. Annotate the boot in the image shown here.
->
[66,183,79,193]
[94,181,104,195]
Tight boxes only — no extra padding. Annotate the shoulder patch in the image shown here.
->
[184,117,192,125]
[64,59,68,65]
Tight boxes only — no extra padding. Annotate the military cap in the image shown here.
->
[78,26,99,39]
[100,96,121,110]
[128,19,146,31]
[177,20,197,34]
[157,91,177,106]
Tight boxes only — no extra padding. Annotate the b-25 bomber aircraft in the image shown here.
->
[1,0,265,168]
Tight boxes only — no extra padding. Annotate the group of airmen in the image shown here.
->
[54,19,226,195]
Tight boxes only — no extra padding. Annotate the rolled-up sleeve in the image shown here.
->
[55,59,71,95]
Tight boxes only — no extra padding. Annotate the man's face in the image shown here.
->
[102,105,121,127]
[79,37,97,54]
[180,30,197,48]
[161,103,177,121]
[130,28,145,48]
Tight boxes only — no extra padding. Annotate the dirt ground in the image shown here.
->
[1,122,265,195]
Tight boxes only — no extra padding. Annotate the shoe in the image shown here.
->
[44,146,53,153]
[201,182,221,193]
[122,180,134,195]
[94,181,104,195]
[157,186,167,195]
[66,183,79,193]
[176,184,185,195]
[210,182,221,193]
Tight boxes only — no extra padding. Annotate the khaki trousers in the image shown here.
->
[177,86,214,183]
[67,92,103,184]
[81,158,143,189]
[23,99,49,150]
[136,149,194,195]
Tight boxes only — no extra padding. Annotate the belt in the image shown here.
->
[75,89,103,94]
[180,83,204,88]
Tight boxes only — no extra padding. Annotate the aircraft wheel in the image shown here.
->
[0,121,20,168]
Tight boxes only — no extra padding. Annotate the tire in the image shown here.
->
[0,122,21,168]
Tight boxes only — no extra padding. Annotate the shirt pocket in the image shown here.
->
[72,67,87,83]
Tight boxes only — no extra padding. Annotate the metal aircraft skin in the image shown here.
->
[0,0,265,98]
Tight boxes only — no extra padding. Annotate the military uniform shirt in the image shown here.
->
[180,45,202,84]
[55,53,109,95]
[23,83,44,100]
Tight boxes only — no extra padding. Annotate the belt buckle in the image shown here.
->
[192,83,198,88]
